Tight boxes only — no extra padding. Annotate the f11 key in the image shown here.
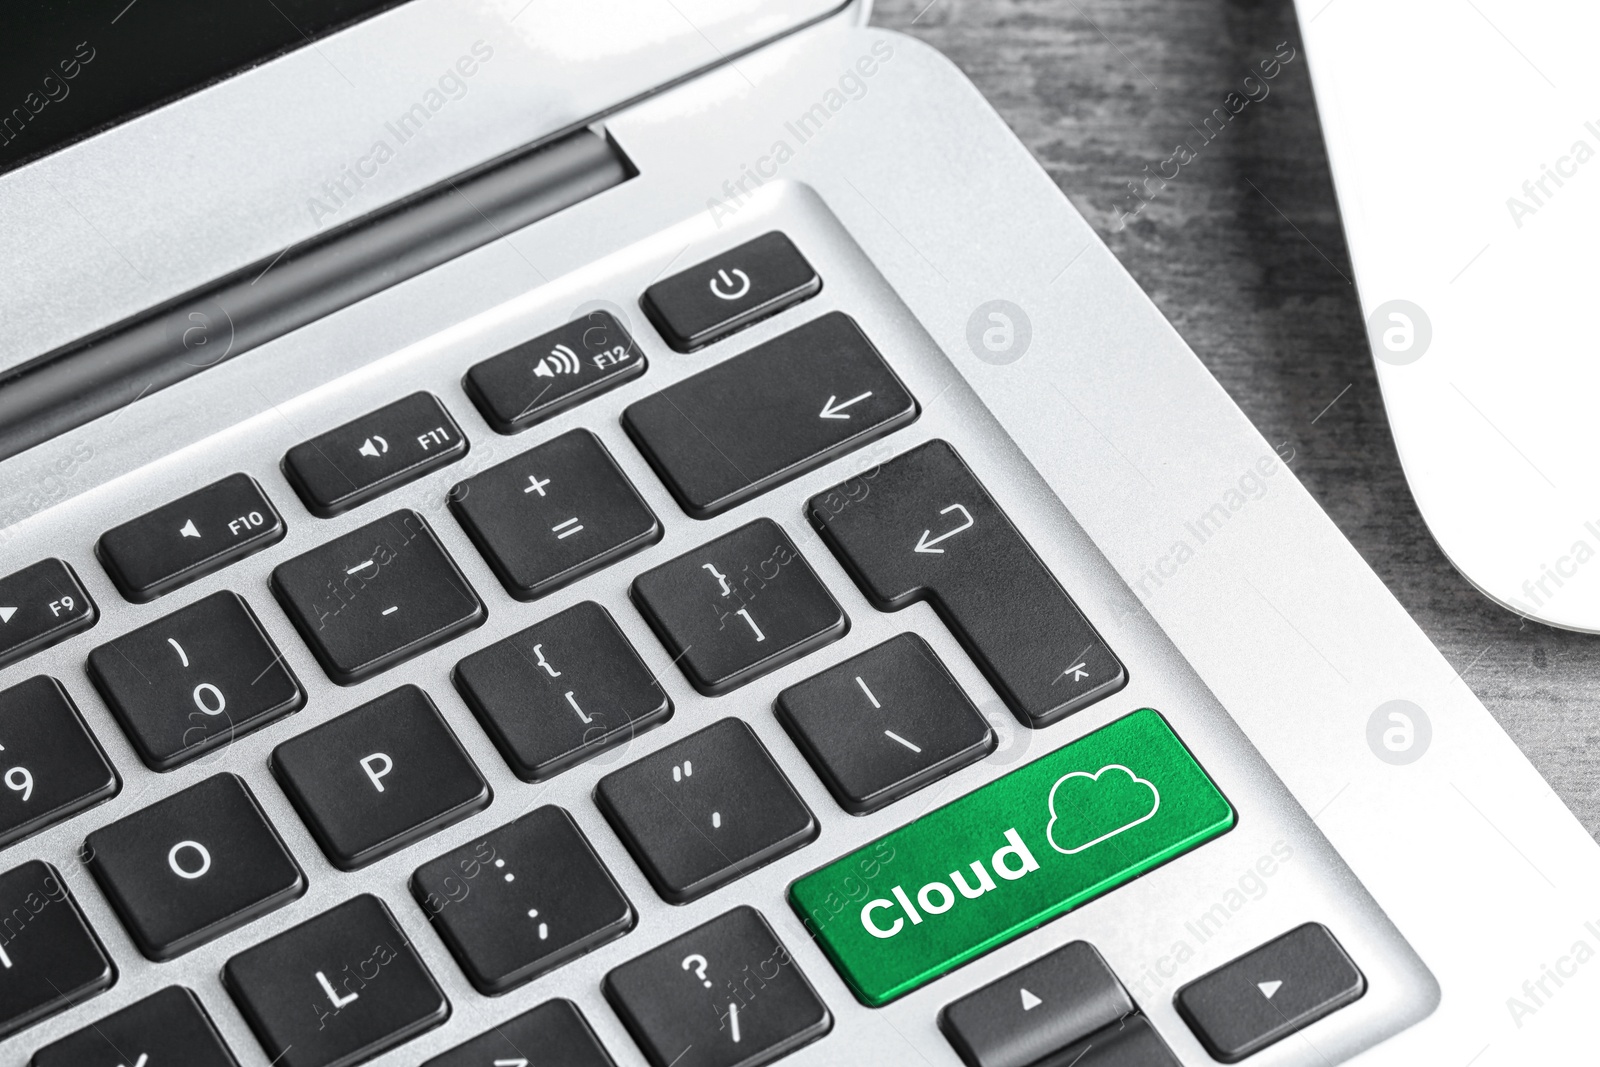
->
[807,440,1124,728]
[284,392,467,517]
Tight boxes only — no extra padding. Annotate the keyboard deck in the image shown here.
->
[0,192,1431,1066]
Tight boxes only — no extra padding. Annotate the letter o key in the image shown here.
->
[168,840,212,879]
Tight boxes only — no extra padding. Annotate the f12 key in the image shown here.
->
[808,440,1125,728]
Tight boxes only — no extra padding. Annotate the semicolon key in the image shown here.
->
[807,439,1125,728]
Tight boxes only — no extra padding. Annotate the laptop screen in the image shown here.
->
[0,0,412,176]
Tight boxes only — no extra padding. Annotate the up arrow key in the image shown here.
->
[1257,979,1283,999]
[819,391,873,419]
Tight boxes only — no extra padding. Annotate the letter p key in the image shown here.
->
[360,752,393,793]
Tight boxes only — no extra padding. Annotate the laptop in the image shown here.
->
[0,1,1589,1064]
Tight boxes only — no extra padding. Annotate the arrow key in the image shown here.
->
[624,311,916,517]
[940,941,1137,1067]
[1176,922,1366,1062]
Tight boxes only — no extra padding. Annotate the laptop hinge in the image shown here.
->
[0,127,632,463]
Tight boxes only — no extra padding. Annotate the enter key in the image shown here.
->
[788,709,1234,1006]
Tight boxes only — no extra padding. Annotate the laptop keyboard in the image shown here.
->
[0,222,1408,1066]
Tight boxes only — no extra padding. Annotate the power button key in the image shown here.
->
[640,231,821,351]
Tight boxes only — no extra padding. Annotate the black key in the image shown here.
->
[776,634,994,815]
[623,312,916,517]
[97,473,285,602]
[1058,1016,1180,1067]
[85,773,305,961]
[808,440,1125,728]
[224,894,449,1067]
[0,558,96,670]
[272,685,491,870]
[604,906,830,1067]
[595,718,816,904]
[1175,922,1366,1063]
[87,590,304,771]
[939,941,1134,1067]
[454,601,671,782]
[0,676,118,850]
[631,519,846,696]
[450,428,660,601]
[411,806,634,995]
[284,392,467,517]
[641,232,821,352]
[465,310,646,434]
[271,509,486,685]
[32,985,240,1067]
[0,860,114,1039]
[422,998,615,1067]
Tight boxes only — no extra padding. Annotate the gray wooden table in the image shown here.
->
[872,0,1600,836]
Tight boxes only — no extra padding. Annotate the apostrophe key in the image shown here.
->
[595,718,816,904]
[284,392,467,517]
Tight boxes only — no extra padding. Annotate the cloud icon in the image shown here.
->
[1045,764,1160,855]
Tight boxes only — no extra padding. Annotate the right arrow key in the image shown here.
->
[623,312,917,518]
[1175,922,1367,1063]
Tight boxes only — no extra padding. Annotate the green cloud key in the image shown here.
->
[789,709,1235,1006]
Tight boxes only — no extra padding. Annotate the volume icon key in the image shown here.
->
[535,345,582,378]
